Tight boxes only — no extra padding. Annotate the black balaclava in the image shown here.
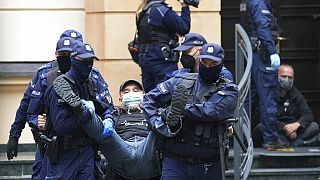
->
[199,62,223,84]
[57,56,71,74]
[180,53,196,69]
[69,58,93,83]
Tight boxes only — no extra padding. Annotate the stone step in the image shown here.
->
[0,152,34,177]
[226,167,320,180]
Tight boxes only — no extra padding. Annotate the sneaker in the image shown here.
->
[53,75,83,111]
[263,142,288,151]
[303,134,320,147]
[166,84,188,128]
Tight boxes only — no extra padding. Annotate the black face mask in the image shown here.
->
[69,58,93,82]
[180,54,196,69]
[199,62,223,84]
[57,56,71,74]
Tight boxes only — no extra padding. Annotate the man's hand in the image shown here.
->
[270,53,280,67]
[6,135,19,160]
[283,122,300,136]
[38,114,46,130]
[288,132,297,140]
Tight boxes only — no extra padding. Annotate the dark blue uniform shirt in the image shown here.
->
[139,5,190,67]
[248,0,277,55]
[142,73,238,157]
[9,61,56,138]
[28,66,114,131]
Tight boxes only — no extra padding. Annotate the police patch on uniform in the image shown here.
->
[85,44,92,51]
[32,90,40,96]
[217,91,226,96]
[158,83,168,94]
[30,81,35,88]
[63,39,70,46]
[106,95,112,104]
[207,46,214,53]
[70,32,77,38]
[181,36,186,44]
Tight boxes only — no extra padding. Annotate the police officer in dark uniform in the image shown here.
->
[142,43,238,179]
[136,0,191,93]
[244,0,282,150]
[44,42,103,179]
[5,30,83,179]
[171,32,234,82]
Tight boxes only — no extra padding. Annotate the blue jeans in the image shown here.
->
[161,157,222,180]
[245,52,279,144]
[99,131,160,179]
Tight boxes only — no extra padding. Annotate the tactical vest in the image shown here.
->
[170,73,229,148]
[138,0,177,44]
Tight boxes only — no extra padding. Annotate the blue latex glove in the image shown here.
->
[100,118,114,139]
[270,53,280,67]
[81,100,95,112]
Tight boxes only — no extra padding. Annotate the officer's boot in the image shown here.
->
[53,76,84,112]
[303,133,320,147]
[166,84,188,129]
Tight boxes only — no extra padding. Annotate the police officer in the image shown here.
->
[44,42,102,179]
[137,0,191,93]
[5,29,83,179]
[172,32,234,81]
[142,43,238,179]
[30,36,114,179]
[244,0,282,150]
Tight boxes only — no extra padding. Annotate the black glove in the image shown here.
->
[6,135,18,160]
[183,0,199,8]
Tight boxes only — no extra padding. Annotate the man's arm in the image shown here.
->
[184,83,238,122]
[46,86,92,136]
[142,78,177,137]
[295,89,314,129]
[249,0,277,55]
[149,5,190,36]
[92,69,115,121]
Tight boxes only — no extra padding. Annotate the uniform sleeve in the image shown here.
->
[249,0,276,55]
[93,70,115,120]
[9,63,52,137]
[46,86,92,136]
[294,89,314,129]
[221,67,234,82]
[142,78,179,137]
[149,5,190,36]
[8,75,37,138]
[184,83,238,122]
[27,75,47,130]
[163,6,190,36]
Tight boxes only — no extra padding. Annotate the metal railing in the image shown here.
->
[233,24,254,180]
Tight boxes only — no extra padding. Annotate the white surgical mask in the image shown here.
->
[122,92,143,113]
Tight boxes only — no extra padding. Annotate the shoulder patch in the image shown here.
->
[158,82,169,94]
[31,90,41,96]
